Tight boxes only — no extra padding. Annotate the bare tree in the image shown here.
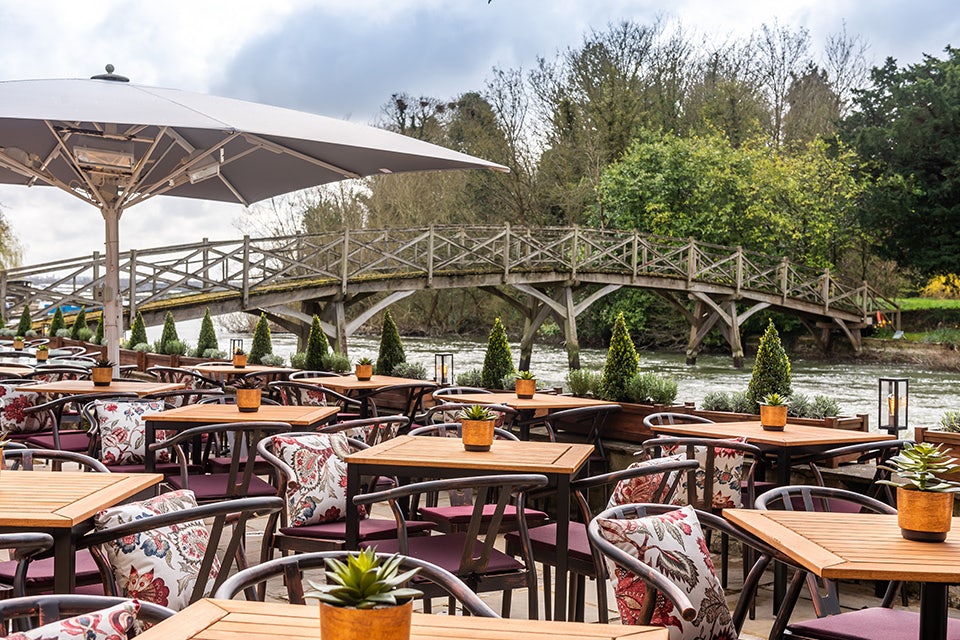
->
[824,21,870,117]
[754,21,811,146]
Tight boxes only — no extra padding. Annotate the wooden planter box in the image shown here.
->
[915,427,960,480]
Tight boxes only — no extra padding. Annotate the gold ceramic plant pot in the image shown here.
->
[236,388,262,413]
[319,601,413,640]
[355,364,374,381]
[897,486,954,542]
[515,378,537,399]
[233,354,247,368]
[91,367,113,387]
[759,405,788,431]
[460,419,496,452]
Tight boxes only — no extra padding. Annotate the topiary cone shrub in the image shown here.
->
[69,306,87,340]
[305,315,330,371]
[126,311,149,350]
[158,311,180,354]
[747,319,793,411]
[94,313,105,345]
[249,313,273,365]
[376,310,406,375]
[194,308,219,356]
[601,311,640,402]
[481,318,515,389]
[16,305,33,338]
[49,307,65,337]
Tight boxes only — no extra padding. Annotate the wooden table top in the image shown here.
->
[346,435,595,475]
[0,365,34,376]
[0,470,162,528]
[651,420,894,448]
[725,509,960,583]
[25,380,186,397]
[454,392,616,410]
[305,374,437,391]
[144,403,340,426]
[134,599,668,640]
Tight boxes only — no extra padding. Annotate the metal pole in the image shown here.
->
[101,203,122,374]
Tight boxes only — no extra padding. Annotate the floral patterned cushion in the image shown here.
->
[662,438,746,510]
[271,432,367,526]
[277,386,327,406]
[2,600,140,640]
[607,454,686,509]
[92,400,170,465]
[0,384,49,433]
[94,490,218,611]
[596,505,736,640]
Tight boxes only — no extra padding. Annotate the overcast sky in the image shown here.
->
[0,0,957,267]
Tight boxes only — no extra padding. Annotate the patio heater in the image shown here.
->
[878,377,908,436]
[434,353,454,385]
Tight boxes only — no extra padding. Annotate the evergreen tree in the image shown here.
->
[49,307,65,336]
[158,311,179,354]
[249,313,273,364]
[126,311,148,349]
[69,306,87,340]
[305,315,330,371]
[15,305,32,336]
[747,319,793,409]
[375,310,405,375]
[194,308,218,356]
[601,311,640,402]
[94,314,104,345]
[481,318,515,389]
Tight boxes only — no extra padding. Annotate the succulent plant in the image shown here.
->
[458,404,496,421]
[306,549,421,609]
[879,442,960,493]
[762,392,787,406]
[233,347,245,355]
[233,377,263,390]
[93,358,116,368]
[356,357,374,366]
[516,370,535,380]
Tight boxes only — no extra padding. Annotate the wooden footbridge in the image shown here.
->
[1,224,898,368]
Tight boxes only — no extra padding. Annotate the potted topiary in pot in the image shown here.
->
[306,549,421,640]
[12,336,24,351]
[234,377,262,413]
[35,344,49,362]
[879,442,960,542]
[91,359,115,386]
[515,370,537,399]
[458,404,497,452]
[759,393,789,431]
[355,357,374,381]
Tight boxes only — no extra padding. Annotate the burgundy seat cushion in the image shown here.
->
[418,504,548,527]
[504,522,592,564]
[279,518,436,542]
[165,473,278,501]
[0,549,101,588]
[367,533,525,575]
[207,455,274,475]
[788,607,960,640]
[23,430,90,452]
[105,462,192,477]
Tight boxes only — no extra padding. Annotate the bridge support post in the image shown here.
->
[562,286,581,370]
[333,301,347,356]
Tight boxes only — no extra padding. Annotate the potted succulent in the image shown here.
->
[515,370,537,399]
[12,336,24,351]
[355,357,374,381]
[35,344,49,362]
[234,377,263,413]
[458,404,497,452]
[879,442,960,542]
[232,347,247,368]
[759,392,788,431]
[306,549,421,640]
[91,358,115,386]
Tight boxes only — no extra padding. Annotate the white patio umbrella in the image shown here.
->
[0,66,508,367]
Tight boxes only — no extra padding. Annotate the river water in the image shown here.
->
[149,321,957,435]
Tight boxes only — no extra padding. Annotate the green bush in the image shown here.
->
[249,313,273,365]
[566,369,602,397]
[600,312,639,402]
[624,372,678,405]
[16,306,33,337]
[700,391,731,412]
[126,312,148,349]
[730,391,753,414]
[94,314,104,345]
[260,353,287,367]
[746,320,792,410]
[76,327,95,343]
[49,307,65,337]
[500,373,517,390]
[391,361,427,380]
[132,342,152,353]
[376,310,406,376]
[456,368,484,387]
[162,339,188,356]
[55,328,71,338]
[481,318,515,389]
[321,352,351,373]
[809,395,841,419]
[290,351,308,370]
[69,306,87,340]
[305,315,330,371]
[787,393,811,417]
[158,311,180,354]
[194,308,218,357]
[940,411,960,432]
[203,348,226,359]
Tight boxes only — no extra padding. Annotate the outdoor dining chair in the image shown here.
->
[353,473,549,618]
[145,365,225,392]
[269,379,364,418]
[353,382,437,424]
[795,439,912,507]
[212,551,499,617]
[0,532,54,599]
[538,404,622,474]
[587,502,780,639]
[0,594,175,636]
[415,401,520,431]
[21,391,140,453]
[319,415,410,447]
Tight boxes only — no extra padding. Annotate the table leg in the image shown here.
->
[553,474,571,621]
[919,583,948,640]
[772,449,791,610]
[53,531,76,594]
[345,464,361,549]
[144,420,157,473]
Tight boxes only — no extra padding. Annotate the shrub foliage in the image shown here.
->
[746,320,792,409]
[249,313,273,365]
[481,318,515,389]
[305,315,330,371]
[601,312,639,401]
[376,310,406,375]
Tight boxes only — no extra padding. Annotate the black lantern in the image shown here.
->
[434,353,454,386]
[41,322,49,337]
[878,377,908,436]
[230,338,244,355]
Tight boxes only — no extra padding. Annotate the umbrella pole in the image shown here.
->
[101,204,122,374]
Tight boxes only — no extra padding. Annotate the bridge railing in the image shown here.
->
[1,225,894,325]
